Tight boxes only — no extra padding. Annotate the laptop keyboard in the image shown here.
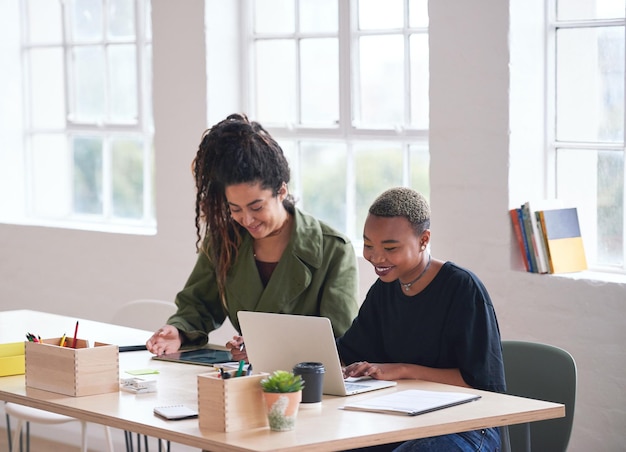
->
[344,382,368,392]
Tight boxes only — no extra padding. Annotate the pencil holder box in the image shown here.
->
[0,342,25,377]
[198,372,269,432]
[25,338,119,397]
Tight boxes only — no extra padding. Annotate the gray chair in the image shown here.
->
[501,340,577,452]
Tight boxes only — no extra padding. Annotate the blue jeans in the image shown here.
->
[393,428,501,451]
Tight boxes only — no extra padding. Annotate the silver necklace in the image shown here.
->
[399,254,432,292]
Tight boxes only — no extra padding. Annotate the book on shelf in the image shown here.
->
[537,207,587,273]
[520,204,543,273]
[509,208,531,272]
[524,201,551,273]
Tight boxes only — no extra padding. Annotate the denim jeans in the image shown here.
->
[392,427,501,452]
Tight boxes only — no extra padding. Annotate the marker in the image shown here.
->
[71,321,79,348]
[236,360,245,377]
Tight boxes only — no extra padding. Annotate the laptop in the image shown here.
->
[237,311,397,396]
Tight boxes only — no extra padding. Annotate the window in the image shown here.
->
[0,0,154,234]
[548,0,625,272]
[237,0,430,242]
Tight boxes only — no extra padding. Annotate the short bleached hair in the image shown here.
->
[369,187,431,234]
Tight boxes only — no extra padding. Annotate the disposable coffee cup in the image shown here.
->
[293,362,325,404]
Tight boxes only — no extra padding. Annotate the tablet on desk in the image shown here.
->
[152,347,232,366]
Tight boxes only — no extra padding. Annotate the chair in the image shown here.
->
[110,299,178,332]
[4,402,113,452]
[500,340,577,452]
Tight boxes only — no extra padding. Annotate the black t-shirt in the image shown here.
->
[336,261,506,392]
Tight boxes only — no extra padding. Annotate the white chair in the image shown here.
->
[4,402,113,452]
[110,299,178,332]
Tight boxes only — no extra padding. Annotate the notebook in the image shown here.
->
[237,311,397,396]
[341,389,481,416]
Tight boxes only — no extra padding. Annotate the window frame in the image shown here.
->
[16,0,155,234]
[237,0,430,242]
[546,0,626,273]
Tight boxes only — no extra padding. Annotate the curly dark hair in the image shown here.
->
[192,113,294,307]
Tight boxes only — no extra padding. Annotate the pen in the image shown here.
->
[239,342,245,352]
[246,363,253,376]
[236,359,245,377]
[59,333,67,347]
[26,333,34,342]
[71,321,79,348]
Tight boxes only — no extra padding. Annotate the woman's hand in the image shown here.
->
[225,335,249,362]
[342,361,405,381]
[145,325,182,356]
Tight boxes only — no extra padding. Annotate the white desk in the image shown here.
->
[0,310,565,452]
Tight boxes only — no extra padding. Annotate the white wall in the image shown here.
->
[1,1,625,451]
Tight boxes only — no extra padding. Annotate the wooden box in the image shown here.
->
[0,342,25,377]
[198,372,269,432]
[25,338,119,397]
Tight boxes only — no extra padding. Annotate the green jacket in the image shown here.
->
[167,208,359,346]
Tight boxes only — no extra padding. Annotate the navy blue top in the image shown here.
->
[336,261,506,392]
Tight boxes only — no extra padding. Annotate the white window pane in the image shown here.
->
[26,0,63,44]
[73,136,103,214]
[557,0,626,20]
[109,44,138,122]
[358,0,403,30]
[301,38,339,125]
[30,48,66,129]
[255,40,296,124]
[31,134,70,217]
[556,26,624,143]
[354,142,403,232]
[556,148,623,268]
[300,142,347,233]
[410,144,429,198]
[410,34,429,129]
[69,0,103,42]
[300,0,337,33]
[409,0,429,28]
[112,137,143,219]
[108,0,136,39]
[72,46,106,123]
[358,35,404,126]
[254,0,294,33]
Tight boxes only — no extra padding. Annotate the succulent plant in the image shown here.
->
[260,370,305,393]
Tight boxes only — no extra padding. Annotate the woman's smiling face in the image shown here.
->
[362,213,428,283]
[225,181,288,239]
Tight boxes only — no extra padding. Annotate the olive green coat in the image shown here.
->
[167,208,359,346]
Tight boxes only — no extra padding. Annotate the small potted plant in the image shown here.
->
[260,370,305,431]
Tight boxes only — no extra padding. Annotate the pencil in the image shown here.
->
[71,321,79,348]
[59,333,67,347]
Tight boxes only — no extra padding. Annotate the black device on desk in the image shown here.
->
[152,347,232,366]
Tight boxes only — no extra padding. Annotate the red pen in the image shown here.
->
[71,321,79,348]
